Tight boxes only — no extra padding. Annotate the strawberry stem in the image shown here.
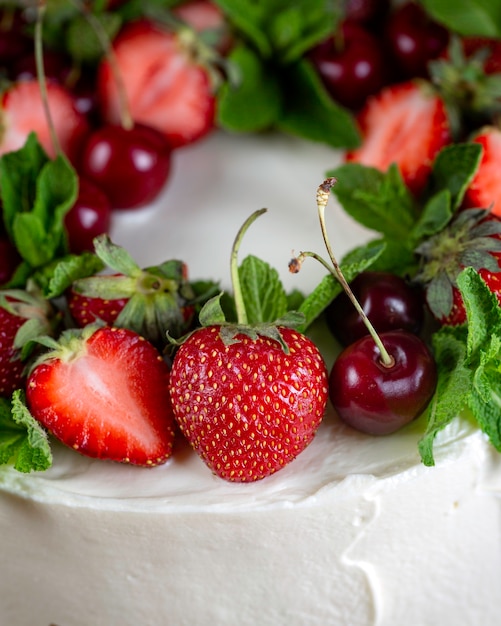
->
[35,1,62,156]
[230,208,267,325]
[315,179,394,367]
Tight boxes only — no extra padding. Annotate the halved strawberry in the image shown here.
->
[98,19,216,148]
[26,326,176,466]
[0,79,88,162]
[463,126,501,216]
[345,80,451,196]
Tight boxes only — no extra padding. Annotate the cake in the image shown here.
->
[1,132,501,626]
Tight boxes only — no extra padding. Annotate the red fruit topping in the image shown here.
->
[345,81,451,196]
[98,20,216,148]
[169,325,328,482]
[464,127,501,217]
[0,79,88,162]
[26,326,176,466]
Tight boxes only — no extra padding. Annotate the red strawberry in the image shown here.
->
[415,207,501,325]
[172,0,232,53]
[0,79,88,162]
[67,275,128,327]
[26,326,176,466]
[0,287,56,397]
[463,126,501,217]
[98,19,216,148]
[65,235,195,347]
[169,324,328,482]
[345,80,451,196]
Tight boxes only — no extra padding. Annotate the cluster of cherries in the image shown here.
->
[310,0,449,110]
[0,3,177,272]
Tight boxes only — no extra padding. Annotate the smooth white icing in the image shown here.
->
[1,132,500,626]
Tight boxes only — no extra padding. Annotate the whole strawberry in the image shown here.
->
[169,210,328,482]
[415,207,501,325]
[66,234,196,348]
[26,325,175,466]
[0,285,57,397]
[170,320,328,482]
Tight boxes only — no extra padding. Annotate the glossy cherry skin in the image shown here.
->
[79,123,172,210]
[325,271,425,346]
[64,178,112,254]
[329,330,437,435]
[310,21,388,110]
[386,2,449,79]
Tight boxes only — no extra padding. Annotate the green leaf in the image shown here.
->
[421,0,501,37]
[411,189,453,241]
[418,325,472,466]
[0,391,52,473]
[457,267,501,360]
[426,142,483,211]
[0,133,48,240]
[296,242,385,331]
[217,44,282,132]
[329,162,418,238]
[239,254,288,324]
[213,0,272,57]
[277,59,360,149]
[43,252,105,299]
[198,293,228,326]
[65,12,122,64]
[93,234,142,276]
[468,378,501,450]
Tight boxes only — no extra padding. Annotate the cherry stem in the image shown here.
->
[71,0,133,130]
[315,178,394,367]
[230,208,267,325]
[35,0,62,156]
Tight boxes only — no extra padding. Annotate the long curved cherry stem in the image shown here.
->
[316,178,394,367]
[35,0,62,156]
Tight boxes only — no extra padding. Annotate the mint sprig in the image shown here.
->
[0,391,52,473]
[420,0,501,37]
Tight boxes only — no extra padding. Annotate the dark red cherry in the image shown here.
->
[329,330,437,435]
[0,235,21,284]
[386,2,449,79]
[0,9,32,67]
[345,0,390,28]
[64,178,112,254]
[11,49,71,84]
[309,21,389,110]
[325,271,424,346]
[79,123,172,210]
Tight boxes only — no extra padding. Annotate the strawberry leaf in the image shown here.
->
[418,325,472,466]
[411,189,453,241]
[0,391,52,473]
[239,254,288,324]
[42,252,105,299]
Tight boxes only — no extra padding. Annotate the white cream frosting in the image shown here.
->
[1,133,500,626]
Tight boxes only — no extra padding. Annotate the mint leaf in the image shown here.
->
[239,254,288,324]
[411,189,453,241]
[418,326,472,466]
[0,391,52,473]
[213,0,272,57]
[65,12,122,64]
[421,0,501,37]
[468,374,501,450]
[457,267,501,359]
[277,59,360,148]
[0,132,48,239]
[217,44,282,132]
[329,163,418,238]
[426,142,482,211]
[296,241,385,331]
